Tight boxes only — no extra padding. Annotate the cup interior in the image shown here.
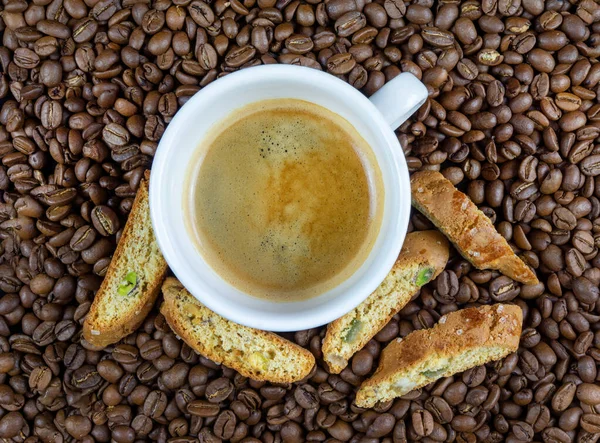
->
[150,65,411,331]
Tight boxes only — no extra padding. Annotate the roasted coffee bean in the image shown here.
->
[143,391,168,418]
[327,53,356,75]
[334,12,366,38]
[71,365,102,391]
[384,0,406,19]
[113,344,139,365]
[580,155,600,176]
[91,205,120,236]
[577,384,600,405]
[188,400,220,417]
[206,377,234,403]
[189,1,215,27]
[411,409,434,437]
[489,276,520,302]
[224,46,256,68]
[422,27,454,47]
[295,384,319,409]
[69,225,97,251]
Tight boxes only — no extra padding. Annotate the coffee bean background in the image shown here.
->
[0,0,600,441]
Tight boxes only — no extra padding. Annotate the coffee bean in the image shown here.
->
[65,415,92,439]
[551,207,577,231]
[384,0,406,19]
[334,12,366,38]
[489,276,520,302]
[140,339,163,361]
[225,45,256,68]
[91,205,120,236]
[205,377,234,403]
[161,360,187,389]
[295,384,319,409]
[572,276,600,304]
[188,1,215,27]
[326,53,356,74]
[13,48,40,69]
[421,27,454,47]
[457,59,479,81]
[102,123,130,147]
[69,225,97,251]
[40,100,63,130]
[71,365,102,391]
[188,400,220,417]
[552,382,576,412]
[580,155,600,176]
[577,384,600,405]
[411,409,434,437]
[351,349,373,376]
[113,344,139,365]
[143,390,168,418]
[29,366,52,391]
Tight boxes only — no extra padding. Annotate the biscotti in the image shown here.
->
[322,230,449,374]
[355,304,522,408]
[83,171,168,348]
[160,278,315,383]
[411,170,538,285]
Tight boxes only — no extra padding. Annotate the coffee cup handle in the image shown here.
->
[369,73,429,131]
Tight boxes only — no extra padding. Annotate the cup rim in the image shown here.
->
[150,65,411,331]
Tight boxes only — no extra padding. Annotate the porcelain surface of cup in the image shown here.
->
[150,65,427,331]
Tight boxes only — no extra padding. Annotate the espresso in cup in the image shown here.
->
[184,99,384,302]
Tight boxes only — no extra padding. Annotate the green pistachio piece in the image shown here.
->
[117,271,138,296]
[125,272,137,284]
[342,319,363,343]
[415,266,435,287]
[422,367,447,378]
[249,352,269,371]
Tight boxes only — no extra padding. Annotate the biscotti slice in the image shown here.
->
[160,278,315,383]
[83,171,168,348]
[355,304,522,408]
[323,230,449,374]
[411,171,538,285]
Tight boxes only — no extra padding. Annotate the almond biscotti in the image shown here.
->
[355,304,522,408]
[411,170,538,285]
[323,230,449,374]
[160,278,315,383]
[83,171,168,348]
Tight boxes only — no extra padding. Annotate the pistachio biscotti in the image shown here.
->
[83,171,168,348]
[411,170,538,285]
[322,230,449,374]
[355,304,522,408]
[160,278,315,383]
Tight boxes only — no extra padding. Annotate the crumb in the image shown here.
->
[456,329,463,335]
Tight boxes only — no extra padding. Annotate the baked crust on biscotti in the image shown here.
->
[411,170,538,285]
[323,230,449,374]
[160,278,315,383]
[355,304,522,408]
[83,171,168,348]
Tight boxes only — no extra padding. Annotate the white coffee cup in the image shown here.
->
[150,65,427,331]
